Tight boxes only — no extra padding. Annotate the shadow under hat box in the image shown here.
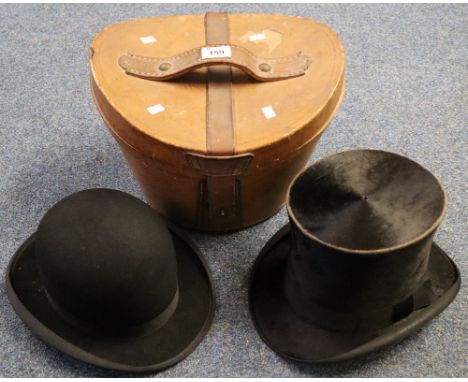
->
[90,12,345,232]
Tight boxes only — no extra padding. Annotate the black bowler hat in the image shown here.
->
[6,189,214,372]
[249,150,460,363]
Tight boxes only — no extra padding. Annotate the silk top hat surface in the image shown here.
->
[249,149,460,363]
[6,189,215,372]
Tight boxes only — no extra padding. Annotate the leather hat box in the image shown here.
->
[90,12,345,231]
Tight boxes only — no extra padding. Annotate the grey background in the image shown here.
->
[0,3,466,377]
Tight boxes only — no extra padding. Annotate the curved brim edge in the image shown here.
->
[248,224,461,364]
[6,227,215,373]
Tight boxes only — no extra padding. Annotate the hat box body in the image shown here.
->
[90,13,345,231]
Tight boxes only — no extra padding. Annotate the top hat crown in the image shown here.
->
[35,189,178,330]
[285,150,447,332]
[288,149,446,251]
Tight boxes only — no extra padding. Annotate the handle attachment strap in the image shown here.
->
[119,44,310,82]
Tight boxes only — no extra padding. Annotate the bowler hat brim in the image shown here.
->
[249,224,460,363]
[6,226,214,373]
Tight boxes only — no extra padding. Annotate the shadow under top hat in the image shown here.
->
[6,189,214,372]
[249,149,460,363]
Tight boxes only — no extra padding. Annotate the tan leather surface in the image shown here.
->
[90,13,344,153]
[185,152,253,176]
[90,13,345,231]
[118,45,311,81]
[202,12,238,230]
[91,73,345,231]
[204,12,234,156]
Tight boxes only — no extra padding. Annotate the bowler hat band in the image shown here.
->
[45,288,180,338]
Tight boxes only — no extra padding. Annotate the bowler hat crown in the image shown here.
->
[35,189,178,330]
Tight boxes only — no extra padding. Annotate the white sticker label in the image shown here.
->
[262,106,277,120]
[147,104,165,115]
[140,36,157,44]
[249,33,266,42]
[201,45,232,59]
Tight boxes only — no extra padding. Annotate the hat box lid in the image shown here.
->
[90,13,345,156]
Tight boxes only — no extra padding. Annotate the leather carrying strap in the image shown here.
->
[118,45,311,82]
[205,12,234,156]
[198,12,240,230]
[186,152,253,229]
[186,152,253,176]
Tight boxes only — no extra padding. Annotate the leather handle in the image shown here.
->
[118,44,311,82]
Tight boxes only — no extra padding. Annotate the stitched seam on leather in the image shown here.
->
[121,45,310,78]
[127,45,305,63]
[123,63,307,78]
[123,60,309,78]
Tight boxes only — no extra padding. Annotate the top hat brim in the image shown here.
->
[6,226,215,373]
[249,224,460,363]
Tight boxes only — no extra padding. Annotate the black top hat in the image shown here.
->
[6,189,214,372]
[249,150,460,363]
